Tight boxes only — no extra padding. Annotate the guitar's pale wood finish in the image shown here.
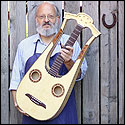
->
[16,12,101,121]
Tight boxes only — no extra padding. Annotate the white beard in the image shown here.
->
[36,19,58,37]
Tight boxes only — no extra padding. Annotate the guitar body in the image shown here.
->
[16,42,81,121]
[16,12,101,121]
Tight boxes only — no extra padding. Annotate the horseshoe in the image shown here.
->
[102,13,117,29]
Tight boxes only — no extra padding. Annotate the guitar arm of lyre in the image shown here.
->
[64,12,101,81]
[68,35,100,85]
[84,23,101,37]
[75,26,101,74]
[63,12,77,20]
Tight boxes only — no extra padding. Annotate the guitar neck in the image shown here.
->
[65,24,83,47]
[48,24,83,77]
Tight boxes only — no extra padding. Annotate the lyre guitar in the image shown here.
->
[16,12,101,121]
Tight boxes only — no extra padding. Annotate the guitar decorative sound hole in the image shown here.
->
[29,69,42,82]
[52,84,65,97]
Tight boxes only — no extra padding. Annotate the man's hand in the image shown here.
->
[11,90,29,117]
[60,44,81,79]
[60,44,73,62]
[14,101,29,117]
[60,44,74,71]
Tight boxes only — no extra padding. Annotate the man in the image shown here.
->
[9,1,88,124]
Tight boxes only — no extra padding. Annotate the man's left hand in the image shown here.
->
[60,44,73,62]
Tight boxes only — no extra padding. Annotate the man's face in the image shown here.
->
[35,3,59,37]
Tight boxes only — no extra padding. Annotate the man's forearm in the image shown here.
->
[11,90,17,106]
[64,59,81,79]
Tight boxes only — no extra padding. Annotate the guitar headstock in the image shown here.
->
[64,12,101,37]
[64,12,93,26]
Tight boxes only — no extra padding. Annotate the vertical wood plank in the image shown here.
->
[64,1,81,124]
[118,1,124,124]
[27,1,41,37]
[53,1,62,28]
[100,1,117,124]
[82,1,100,124]
[9,1,26,124]
[64,1,80,35]
[1,1,9,124]
[9,91,23,124]
[9,1,26,70]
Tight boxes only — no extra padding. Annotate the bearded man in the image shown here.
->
[9,1,88,124]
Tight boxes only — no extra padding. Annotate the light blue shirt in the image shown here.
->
[9,33,88,90]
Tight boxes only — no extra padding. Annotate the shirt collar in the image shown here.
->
[32,33,43,44]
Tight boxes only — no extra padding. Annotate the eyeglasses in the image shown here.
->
[37,14,56,20]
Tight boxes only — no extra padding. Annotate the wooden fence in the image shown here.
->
[1,1,124,124]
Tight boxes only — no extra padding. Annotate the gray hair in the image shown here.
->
[35,1,61,18]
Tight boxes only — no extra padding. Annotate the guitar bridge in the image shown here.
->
[25,93,46,109]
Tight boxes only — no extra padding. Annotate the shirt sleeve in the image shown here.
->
[72,41,88,81]
[9,45,24,91]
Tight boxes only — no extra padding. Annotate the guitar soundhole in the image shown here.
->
[52,84,64,97]
[29,69,42,82]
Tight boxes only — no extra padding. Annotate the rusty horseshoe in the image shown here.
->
[102,13,117,29]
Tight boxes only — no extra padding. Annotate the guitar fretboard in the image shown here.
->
[48,24,83,77]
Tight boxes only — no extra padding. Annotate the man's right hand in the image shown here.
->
[11,90,29,116]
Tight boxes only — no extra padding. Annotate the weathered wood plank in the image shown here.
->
[64,1,81,124]
[118,1,124,124]
[53,1,62,28]
[100,1,117,124]
[9,1,26,124]
[9,91,23,124]
[27,1,41,37]
[1,1,9,124]
[9,1,26,70]
[82,1,100,124]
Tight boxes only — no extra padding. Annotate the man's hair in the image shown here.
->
[35,1,61,18]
